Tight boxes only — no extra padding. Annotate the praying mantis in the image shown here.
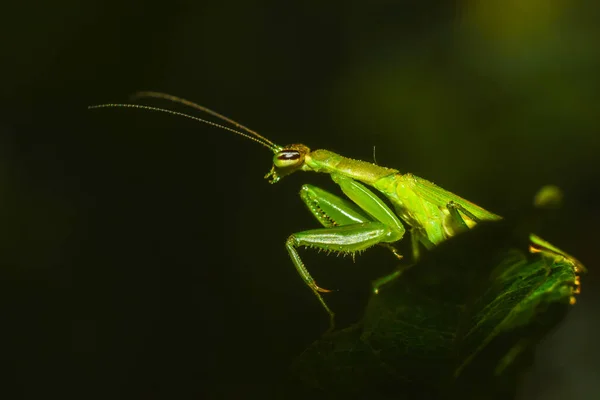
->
[89,92,582,331]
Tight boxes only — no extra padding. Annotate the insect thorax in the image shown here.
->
[306,149,397,186]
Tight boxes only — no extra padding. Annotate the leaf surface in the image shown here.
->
[291,220,583,399]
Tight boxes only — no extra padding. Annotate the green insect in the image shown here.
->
[89,92,517,330]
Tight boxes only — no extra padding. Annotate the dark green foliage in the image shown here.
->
[291,219,582,399]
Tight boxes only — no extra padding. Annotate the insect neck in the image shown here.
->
[304,149,397,186]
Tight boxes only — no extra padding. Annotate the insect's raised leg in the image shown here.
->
[289,180,407,331]
[286,221,402,331]
[301,184,404,259]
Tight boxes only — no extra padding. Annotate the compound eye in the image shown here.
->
[273,150,302,168]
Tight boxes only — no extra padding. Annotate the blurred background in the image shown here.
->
[1,0,598,398]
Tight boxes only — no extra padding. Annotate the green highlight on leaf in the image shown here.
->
[291,218,583,399]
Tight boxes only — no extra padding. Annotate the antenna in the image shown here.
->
[88,103,281,152]
[130,91,278,149]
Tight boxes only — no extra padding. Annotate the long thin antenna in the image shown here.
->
[88,103,280,152]
[130,91,278,149]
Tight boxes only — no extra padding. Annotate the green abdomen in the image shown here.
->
[374,173,501,245]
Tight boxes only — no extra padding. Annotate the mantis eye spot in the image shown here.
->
[274,150,302,168]
[277,150,300,160]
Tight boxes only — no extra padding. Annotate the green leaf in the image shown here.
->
[290,219,583,399]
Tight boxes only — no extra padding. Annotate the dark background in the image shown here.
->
[1,0,598,398]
